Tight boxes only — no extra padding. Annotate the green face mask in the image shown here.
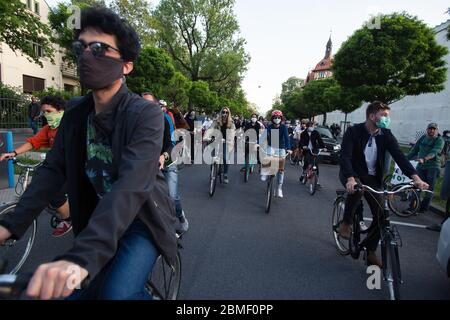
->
[44,111,64,129]
[376,116,391,129]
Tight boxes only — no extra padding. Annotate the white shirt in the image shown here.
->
[294,125,302,140]
[364,135,378,176]
[308,132,313,151]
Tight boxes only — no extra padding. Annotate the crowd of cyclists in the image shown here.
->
[0,6,441,300]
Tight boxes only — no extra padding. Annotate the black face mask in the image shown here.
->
[77,51,124,90]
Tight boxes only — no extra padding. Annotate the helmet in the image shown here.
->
[271,110,283,118]
[159,100,167,107]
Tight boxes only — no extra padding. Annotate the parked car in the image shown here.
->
[437,218,450,278]
[315,125,341,165]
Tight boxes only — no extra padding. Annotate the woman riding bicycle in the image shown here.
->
[259,110,292,198]
[203,107,236,184]
[0,95,71,237]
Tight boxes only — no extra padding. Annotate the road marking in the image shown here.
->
[363,218,428,229]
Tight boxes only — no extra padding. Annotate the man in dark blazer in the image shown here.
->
[338,101,429,267]
[299,121,325,183]
[0,7,177,300]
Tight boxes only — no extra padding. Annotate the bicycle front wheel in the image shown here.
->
[265,176,274,214]
[309,173,317,195]
[146,252,182,300]
[383,236,402,300]
[332,197,350,255]
[0,203,37,274]
[209,164,218,197]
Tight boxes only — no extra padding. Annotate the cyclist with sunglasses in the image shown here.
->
[260,110,292,198]
[203,107,236,184]
[0,7,178,300]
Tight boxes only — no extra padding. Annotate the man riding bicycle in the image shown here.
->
[299,122,325,186]
[0,7,177,300]
[337,101,429,267]
[260,110,292,198]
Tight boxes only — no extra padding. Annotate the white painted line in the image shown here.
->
[363,218,428,229]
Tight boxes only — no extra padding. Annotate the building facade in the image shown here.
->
[0,0,79,94]
[305,36,334,84]
[317,20,450,144]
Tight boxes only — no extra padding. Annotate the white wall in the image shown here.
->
[0,0,64,91]
[317,20,450,144]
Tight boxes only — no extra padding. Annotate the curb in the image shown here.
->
[430,203,446,216]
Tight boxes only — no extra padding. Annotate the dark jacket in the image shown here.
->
[244,122,261,143]
[340,122,417,183]
[28,102,40,118]
[0,85,178,282]
[299,130,325,152]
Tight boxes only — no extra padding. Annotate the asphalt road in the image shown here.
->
[2,161,450,300]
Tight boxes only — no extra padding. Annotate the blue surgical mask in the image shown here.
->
[376,116,391,129]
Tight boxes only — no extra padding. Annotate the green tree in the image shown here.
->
[126,45,175,97]
[110,0,156,46]
[188,80,213,111]
[280,77,304,105]
[302,78,340,124]
[48,0,106,65]
[0,0,55,67]
[153,0,250,100]
[333,12,448,104]
[164,71,192,108]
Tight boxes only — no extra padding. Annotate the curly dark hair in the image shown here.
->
[40,96,66,111]
[75,6,141,62]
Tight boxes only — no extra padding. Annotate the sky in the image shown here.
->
[45,0,450,113]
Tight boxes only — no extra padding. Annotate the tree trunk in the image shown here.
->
[322,113,327,126]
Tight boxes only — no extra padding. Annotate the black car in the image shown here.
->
[315,125,341,165]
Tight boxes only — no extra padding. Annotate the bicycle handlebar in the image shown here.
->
[0,273,32,299]
[357,183,433,195]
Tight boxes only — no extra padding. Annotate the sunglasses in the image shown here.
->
[222,112,229,115]
[72,40,121,58]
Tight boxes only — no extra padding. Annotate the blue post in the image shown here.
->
[5,131,14,188]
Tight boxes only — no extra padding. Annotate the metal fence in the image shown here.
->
[0,98,37,129]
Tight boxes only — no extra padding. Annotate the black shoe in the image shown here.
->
[427,223,442,232]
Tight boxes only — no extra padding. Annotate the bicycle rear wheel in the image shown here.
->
[244,164,250,183]
[209,164,218,197]
[146,252,181,300]
[332,197,350,255]
[265,176,274,214]
[0,203,37,274]
[383,236,402,300]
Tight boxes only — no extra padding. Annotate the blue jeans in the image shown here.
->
[28,117,38,135]
[417,167,440,211]
[223,142,229,175]
[163,165,183,219]
[67,219,159,300]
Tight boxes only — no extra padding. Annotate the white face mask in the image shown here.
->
[308,127,314,132]
[273,119,281,125]
[251,118,257,123]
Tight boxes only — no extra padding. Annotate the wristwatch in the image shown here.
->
[163,152,169,160]
[12,150,18,157]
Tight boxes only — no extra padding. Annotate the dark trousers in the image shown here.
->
[303,150,319,177]
[416,167,440,211]
[340,174,382,252]
[49,184,67,209]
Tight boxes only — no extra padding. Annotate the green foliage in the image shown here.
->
[153,0,250,101]
[110,0,156,46]
[127,45,175,97]
[333,12,448,104]
[33,87,80,101]
[0,0,55,67]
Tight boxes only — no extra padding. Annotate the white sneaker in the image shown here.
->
[261,175,268,182]
[277,186,284,198]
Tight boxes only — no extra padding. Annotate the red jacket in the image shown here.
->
[26,125,58,150]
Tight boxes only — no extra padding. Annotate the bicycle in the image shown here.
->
[300,149,324,196]
[0,234,183,300]
[331,182,433,300]
[259,147,289,214]
[243,141,259,183]
[206,138,226,197]
[0,157,68,275]
[288,147,303,167]
[0,159,42,275]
